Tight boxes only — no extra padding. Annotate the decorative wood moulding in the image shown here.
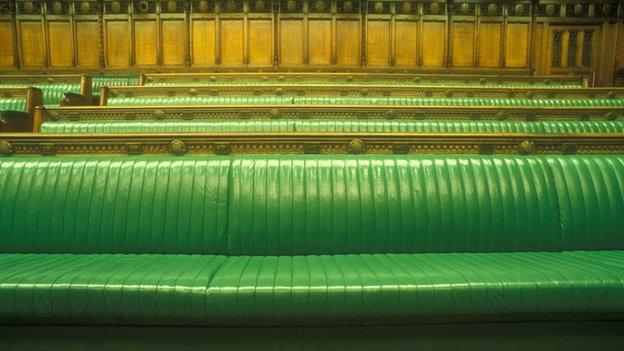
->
[0,1,619,18]
[139,73,586,86]
[102,85,624,100]
[1,133,624,156]
[37,105,624,123]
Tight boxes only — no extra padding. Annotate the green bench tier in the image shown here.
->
[38,119,624,134]
[0,155,623,324]
[0,87,43,132]
[104,96,624,108]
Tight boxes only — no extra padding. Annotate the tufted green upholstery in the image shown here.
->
[39,119,624,134]
[0,98,27,113]
[0,155,623,322]
[0,83,79,106]
[106,95,624,108]
[92,76,141,101]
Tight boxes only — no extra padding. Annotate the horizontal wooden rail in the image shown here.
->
[1,132,623,157]
[139,72,586,87]
[100,85,622,105]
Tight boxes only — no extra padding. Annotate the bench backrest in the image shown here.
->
[1,155,622,255]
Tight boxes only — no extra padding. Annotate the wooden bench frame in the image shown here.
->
[0,87,43,132]
[99,85,617,105]
[1,132,623,157]
[0,74,92,106]
[138,72,589,88]
[32,105,624,133]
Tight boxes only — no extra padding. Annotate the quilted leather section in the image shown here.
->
[0,98,27,113]
[39,120,624,134]
[0,251,623,320]
[0,158,230,254]
[105,96,624,107]
[1,156,623,255]
[227,156,563,255]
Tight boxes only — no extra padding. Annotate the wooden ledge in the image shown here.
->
[1,132,623,156]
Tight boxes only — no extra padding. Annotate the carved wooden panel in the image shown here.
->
[0,20,15,67]
[75,21,100,68]
[280,20,303,65]
[105,20,131,67]
[248,20,273,66]
[394,21,418,67]
[478,22,501,68]
[191,19,216,66]
[505,23,529,68]
[308,19,331,65]
[19,21,45,67]
[335,20,359,66]
[48,20,73,67]
[367,20,390,67]
[452,22,475,67]
[422,21,445,67]
[220,20,244,66]
[162,20,186,65]
[134,20,159,66]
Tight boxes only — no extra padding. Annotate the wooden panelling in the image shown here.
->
[280,20,303,65]
[367,20,390,66]
[452,22,475,67]
[0,21,15,67]
[19,21,45,67]
[105,21,131,67]
[134,20,158,66]
[75,21,100,68]
[220,20,244,66]
[191,20,215,66]
[478,22,501,68]
[394,21,417,67]
[618,22,624,70]
[48,21,73,67]
[249,20,273,66]
[505,23,528,68]
[162,20,186,65]
[335,20,359,66]
[422,21,445,67]
[308,20,331,65]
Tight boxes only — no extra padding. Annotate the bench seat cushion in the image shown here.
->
[1,250,623,322]
[0,83,79,106]
[106,96,624,108]
[39,120,624,134]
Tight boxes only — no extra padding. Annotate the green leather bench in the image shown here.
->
[0,87,43,132]
[38,119,624,134]
[0,154,623,324]
[0,75,92,106]
[91,76,141,102]
[105,96,624,108]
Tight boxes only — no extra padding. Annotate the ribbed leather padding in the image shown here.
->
[1,155,623,255]
[0,83,80,106]
[547,156,624,250]
[39,120,624,134]
[227,156,563,254]
[1,251,623,320]
[0,98,27,112]
[106,95,624,107]
[0,158,230,254]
